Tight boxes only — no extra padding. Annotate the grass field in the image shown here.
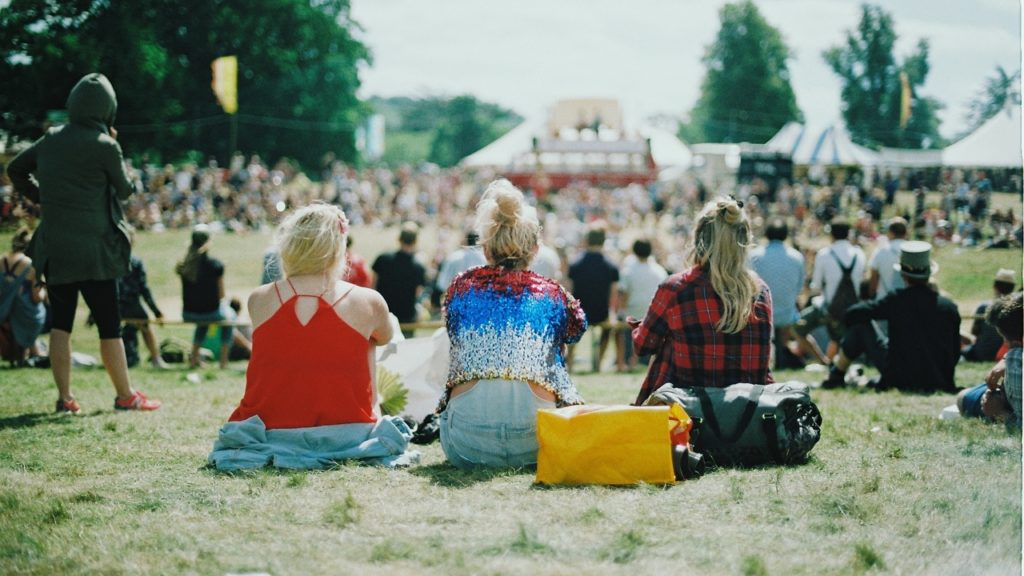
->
[0,194,1021,575]
[0,363,1019,574]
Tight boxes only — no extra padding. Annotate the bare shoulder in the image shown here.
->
[346,284,388,311]
[248,283,281,327]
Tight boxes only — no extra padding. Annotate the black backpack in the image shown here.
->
[826,250,859,323]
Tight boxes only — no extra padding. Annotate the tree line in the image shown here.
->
[1,1,1018,171]
[683,1,1019,150]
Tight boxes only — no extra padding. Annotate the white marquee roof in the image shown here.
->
[765,122,880,167]
[942,106,1022,168]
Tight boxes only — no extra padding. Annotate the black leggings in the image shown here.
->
[48,280,122,339]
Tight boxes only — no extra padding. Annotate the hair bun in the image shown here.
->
[494,189,521,226]
[718,200,742,225]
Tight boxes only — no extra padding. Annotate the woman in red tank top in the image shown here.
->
[227,203,394,430]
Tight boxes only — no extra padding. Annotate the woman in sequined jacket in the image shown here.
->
[438,179,587,469]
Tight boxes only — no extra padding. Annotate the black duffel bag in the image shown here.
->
[644,381,822,467]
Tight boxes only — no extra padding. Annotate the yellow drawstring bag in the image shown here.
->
[535,404,690,486]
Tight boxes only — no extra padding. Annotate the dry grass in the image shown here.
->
[0,362,1019,575]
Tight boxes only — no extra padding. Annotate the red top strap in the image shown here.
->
[273,280,285,303]
[329,284,356,307]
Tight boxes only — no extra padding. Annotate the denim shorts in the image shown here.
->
[960,383,988,418]
[183,302,234,345]
[439,378,556,469]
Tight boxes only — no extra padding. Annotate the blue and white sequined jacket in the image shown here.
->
[439,265,587,411]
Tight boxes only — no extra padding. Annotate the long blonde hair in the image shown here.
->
[690,196,759,334]
[475,179,539,269]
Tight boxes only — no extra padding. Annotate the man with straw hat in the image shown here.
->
[962,268,1017,362]
[822,241,961,392]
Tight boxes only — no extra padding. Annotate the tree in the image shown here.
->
[964,66,1021,136]
[425,96,521,168]
[0,0,370,169]
[682,0,802,144]
[823,4,944,148]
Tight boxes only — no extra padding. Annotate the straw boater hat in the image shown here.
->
[994,268,1017,285]
[893,240,938,279]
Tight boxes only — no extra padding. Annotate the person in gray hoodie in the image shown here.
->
[6,73,161,414]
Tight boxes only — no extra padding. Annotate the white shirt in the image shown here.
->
[619,259,668,320]
[529,244,563,282]
[867,237,905,300]
[436,246,487,292]
[810,240,866,305]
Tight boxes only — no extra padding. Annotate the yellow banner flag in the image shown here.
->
[899,71,911,128]
[211,56,238,115]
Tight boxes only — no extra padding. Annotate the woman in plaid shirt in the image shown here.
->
[631,197,774,405]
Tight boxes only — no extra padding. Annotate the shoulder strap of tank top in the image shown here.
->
[329,284,357,307]
[273,279,286,303]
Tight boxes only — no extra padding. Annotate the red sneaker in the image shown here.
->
[114,390,161,411]
[55,398,81,415]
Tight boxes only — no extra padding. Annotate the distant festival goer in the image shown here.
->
[962,268,1017,362]
[748,218,807,369]
[176,225,232,368]
[958,292,1022,429]
[6,73,160,412]
[567,222,621,372]
[822,241,960,392]
[439,179,586,469]
[0,227,47,363]
[632,196,773,405]
[617,238,667,371]
[373,222,427,338]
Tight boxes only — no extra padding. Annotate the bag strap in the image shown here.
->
[829,249,856,274]
[761,412,784,464]
[693,385,763,444]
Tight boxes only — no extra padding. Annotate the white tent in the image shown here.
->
[643,125,692,171]
[942,106,1023,168]
[460,119,691,172]
[766,122,880,167]
[878,147,942,169]
[460,118,543,169]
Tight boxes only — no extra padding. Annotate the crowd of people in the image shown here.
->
[1,74,1021,472]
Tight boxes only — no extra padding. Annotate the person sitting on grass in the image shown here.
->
[630,196,774,405]
[0,227,47,365]
[957,291,1022,430]
[209,203,416,470]
[438,179,587,469]
[117,229,167,369]
[821,241,961,392]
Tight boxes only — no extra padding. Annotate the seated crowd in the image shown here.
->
[207,180,1021,471]
[5,75,1015,471]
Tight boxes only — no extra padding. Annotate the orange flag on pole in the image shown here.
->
[211,56,238,115]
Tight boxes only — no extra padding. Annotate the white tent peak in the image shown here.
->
[765,122,879,167]
[942,105,1022,168]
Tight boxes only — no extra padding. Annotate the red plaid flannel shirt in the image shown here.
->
[633,266,774,405]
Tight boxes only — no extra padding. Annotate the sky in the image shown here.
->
[349,0,1022,141]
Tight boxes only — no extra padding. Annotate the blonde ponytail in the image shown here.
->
[690,196,759,333]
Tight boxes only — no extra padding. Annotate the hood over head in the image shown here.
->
[66,73,117,131]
